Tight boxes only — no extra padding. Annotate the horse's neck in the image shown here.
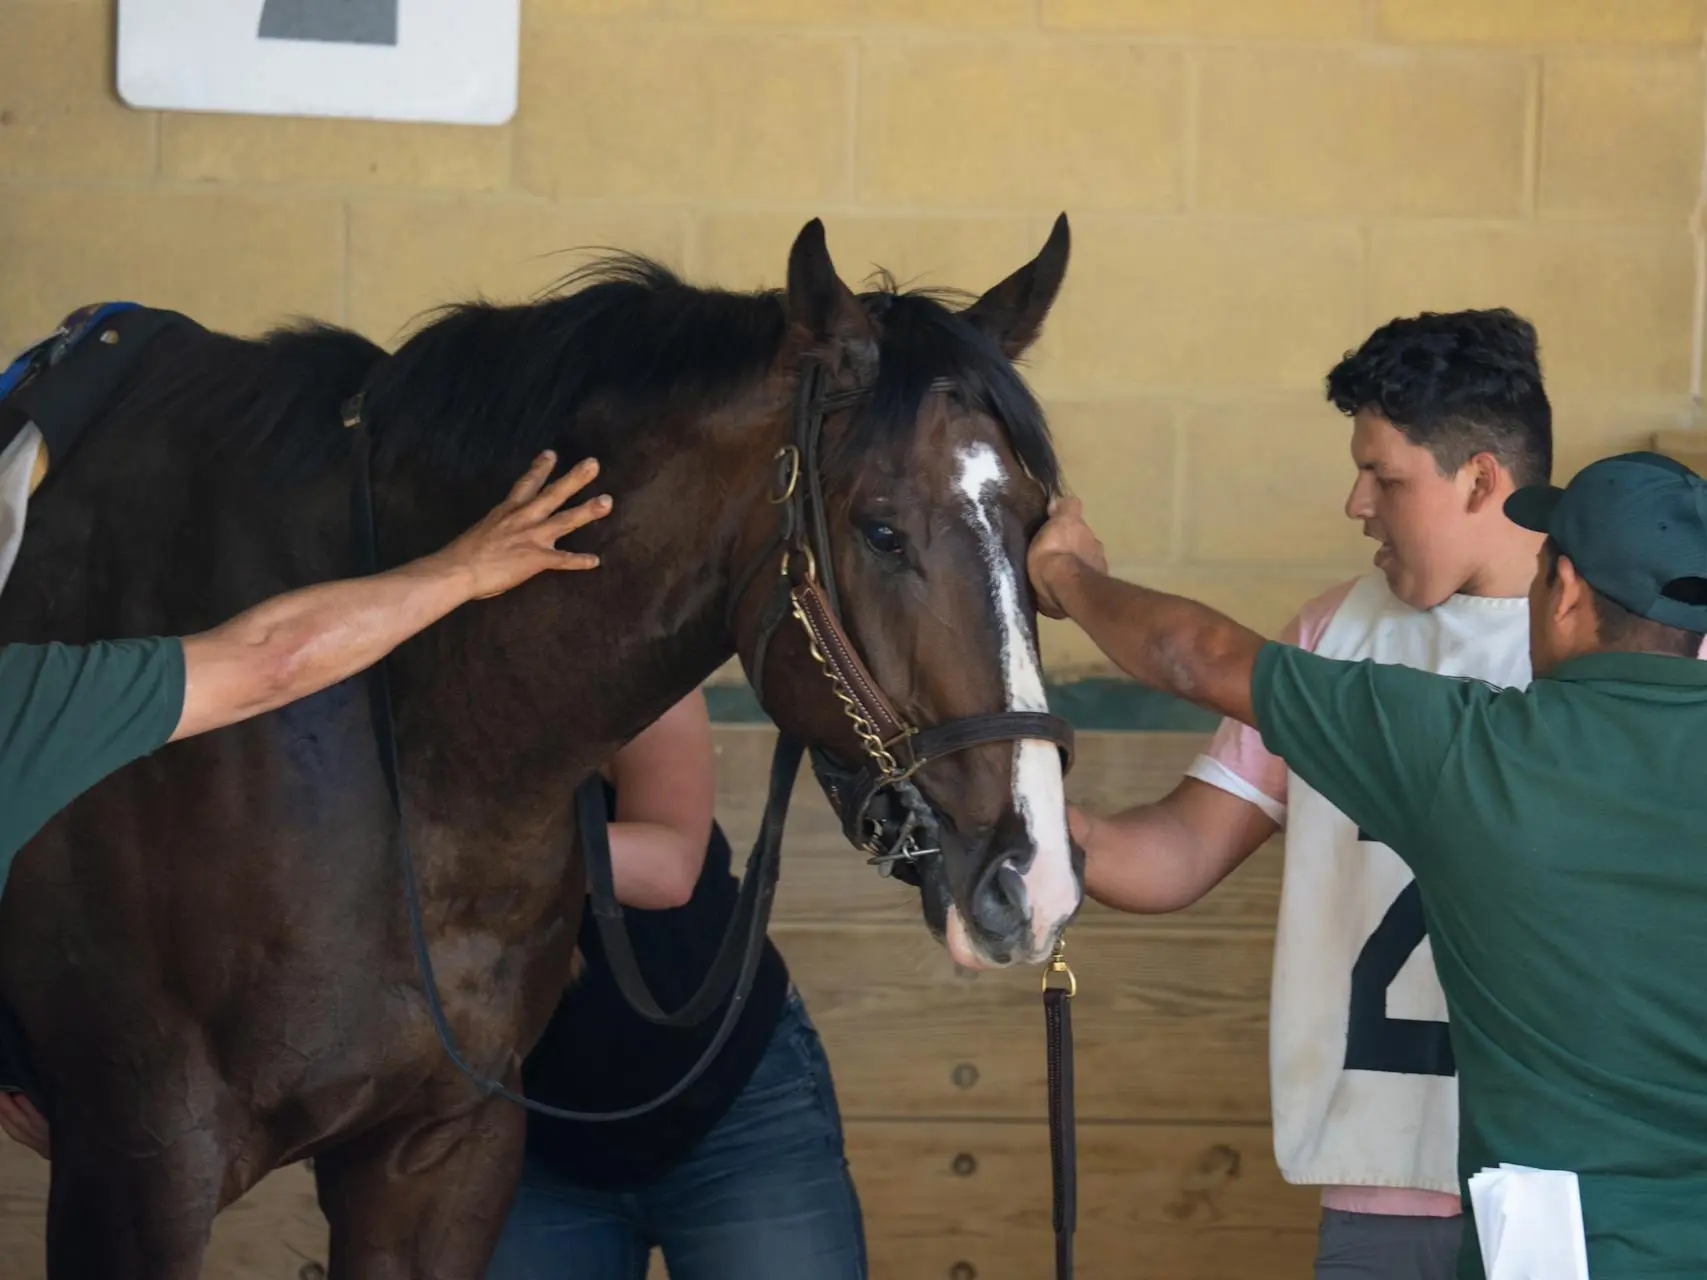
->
[386,413,775,833]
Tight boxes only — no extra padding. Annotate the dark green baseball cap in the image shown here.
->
[1505,450,1707,632]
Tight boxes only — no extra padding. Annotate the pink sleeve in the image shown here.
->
[1185,578,1359,825]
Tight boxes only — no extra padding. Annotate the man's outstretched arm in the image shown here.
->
[1029,497,1267,727]
[174,450,610,740]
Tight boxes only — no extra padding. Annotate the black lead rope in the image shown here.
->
[1045,974,1078,1279]
[348,418,803,1122]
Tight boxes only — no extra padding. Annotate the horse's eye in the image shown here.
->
[862,521,905,558]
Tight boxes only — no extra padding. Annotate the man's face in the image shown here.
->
[1345,410,1480,609]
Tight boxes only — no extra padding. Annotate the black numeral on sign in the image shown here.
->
[1343,833,1455,1077]
[259,0,399,46]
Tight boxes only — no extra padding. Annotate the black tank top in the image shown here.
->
[519,781,790,1190]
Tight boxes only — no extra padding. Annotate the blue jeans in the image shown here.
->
[486,990,867,1280]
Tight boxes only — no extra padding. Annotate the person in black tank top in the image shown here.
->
[486,690,867,1280]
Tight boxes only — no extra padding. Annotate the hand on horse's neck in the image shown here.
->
[382,410,778,826]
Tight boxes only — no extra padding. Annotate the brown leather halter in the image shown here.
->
[729,357,1078,884]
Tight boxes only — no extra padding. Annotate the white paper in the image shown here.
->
[0,425,42,602]
[1468,1163,1591,1280]
[116,0,519,125]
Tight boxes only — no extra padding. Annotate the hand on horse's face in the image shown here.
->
[435,452,614,601]
[0,1091,49,1160]
[1027,496,1108,620]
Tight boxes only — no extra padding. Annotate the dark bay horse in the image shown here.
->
[0,216,1081,1276]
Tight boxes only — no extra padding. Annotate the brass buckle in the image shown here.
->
[769,445,801,505]
[779,543,817,584]
[1042,935,1076,997]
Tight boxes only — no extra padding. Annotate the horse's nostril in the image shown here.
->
[968,854,1029,941]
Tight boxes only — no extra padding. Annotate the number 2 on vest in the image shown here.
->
[1344,836,1456,1077]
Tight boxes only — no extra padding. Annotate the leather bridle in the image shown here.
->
[727,357,1077,886]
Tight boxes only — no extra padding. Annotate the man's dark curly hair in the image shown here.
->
[1326,308,1552,487]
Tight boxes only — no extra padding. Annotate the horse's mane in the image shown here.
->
[198,254,1060,492]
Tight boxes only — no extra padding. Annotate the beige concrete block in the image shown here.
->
[1369,223,1695,397]
[1181,397,1371,565]
[1540,55,1705,217]
[1043,0,1367,39]
[1039,612,1120,674]
[0,2,154,180]
[1379,0,1705,45]
[1148,565,1369,638]
[528,0,696,13]
[1653,427,1707,474]
[1039,562,1358,669]
[1025,218,1365,396]
[1199,49,1530,217]
[515,25,852,203]
[161,115,511,190]
[1551,401,1690,483]
[348,197,687,343]
[691,211,1043,297]
[1049,399,1176,563]
[705,0,1033,24]
[859,42,1183,211]
[0,188,342,353]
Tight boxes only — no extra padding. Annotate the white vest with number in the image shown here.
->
[1271,571,1531,1193]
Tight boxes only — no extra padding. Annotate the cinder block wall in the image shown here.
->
[1,0,1701,670]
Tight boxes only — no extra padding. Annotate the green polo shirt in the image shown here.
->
[0,639,184,892]
[1253,642,1707,1279]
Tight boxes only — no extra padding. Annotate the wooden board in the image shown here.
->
[768,831,1283,933]
[714,725,1285,934]
[4,1120,1320,1280]
[714,724,1213,812]
[778,924,1274,1123]
[845,1119,1317,1279]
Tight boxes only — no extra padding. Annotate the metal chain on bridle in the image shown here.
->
[728,357,1078,883]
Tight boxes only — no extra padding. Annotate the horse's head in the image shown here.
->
[733,215,1082,970]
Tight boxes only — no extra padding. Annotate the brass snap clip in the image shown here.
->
[1042,935,1076,998]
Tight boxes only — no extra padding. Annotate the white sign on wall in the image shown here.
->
[117,0,520,126]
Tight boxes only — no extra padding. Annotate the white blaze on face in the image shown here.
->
[952,442,1081,960]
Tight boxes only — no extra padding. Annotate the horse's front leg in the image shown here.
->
[44,1064,234,1280]
[314,1094,527,1280]
[46,1145,221,1280]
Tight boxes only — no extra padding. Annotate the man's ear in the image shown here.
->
[1464,452,1504,514]
[1551,549,1593,629]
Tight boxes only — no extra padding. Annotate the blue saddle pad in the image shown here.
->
[0,301,141,405]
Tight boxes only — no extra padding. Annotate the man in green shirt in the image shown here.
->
[1028,451,1707,1278]
[0,448,610,881]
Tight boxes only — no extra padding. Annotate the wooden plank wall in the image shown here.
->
[0,726,1317,1278]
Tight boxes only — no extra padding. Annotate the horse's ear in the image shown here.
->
[787,219,878,381]
[961,212,1070,359]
